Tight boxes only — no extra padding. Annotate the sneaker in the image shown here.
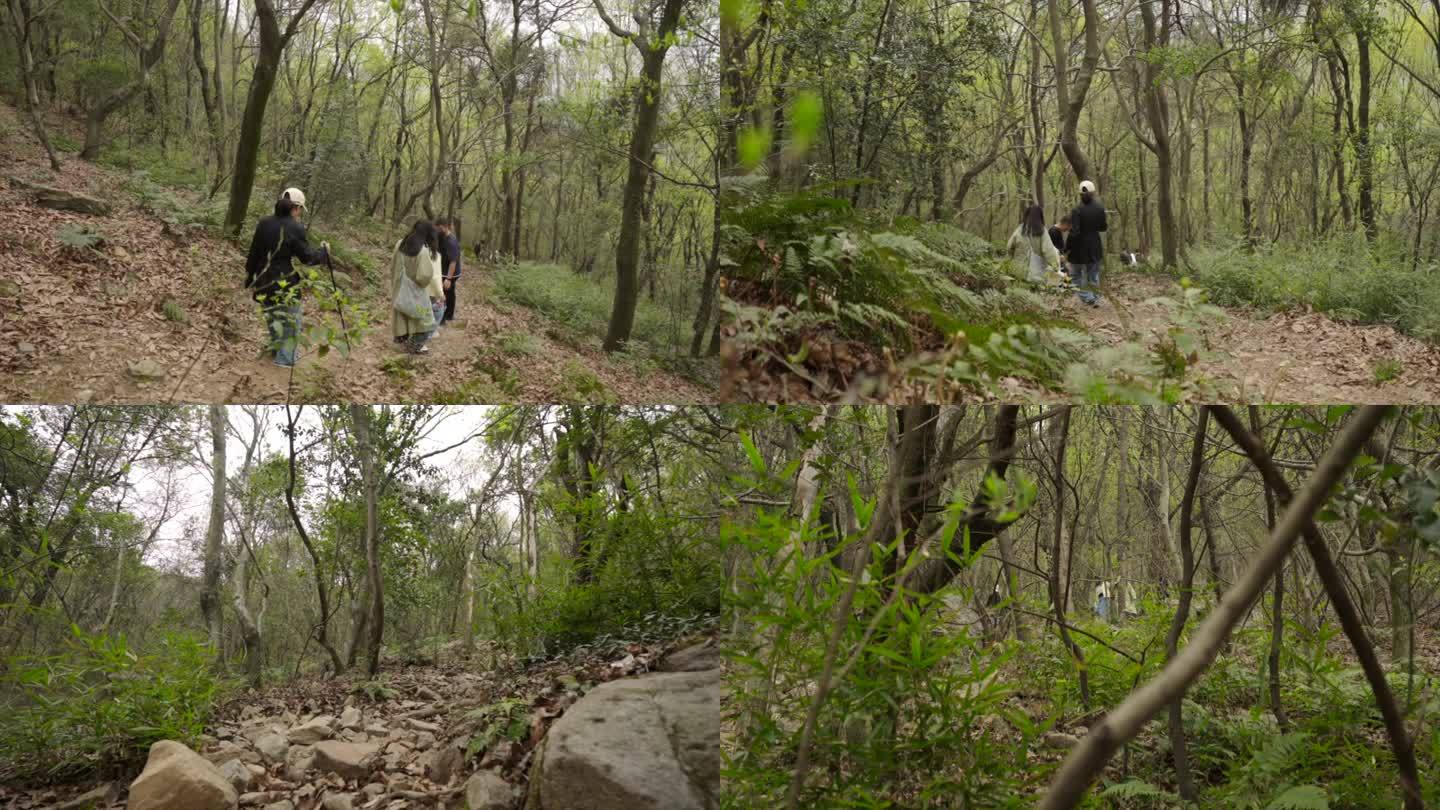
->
[273,359,295,368]
[413,345,430,354]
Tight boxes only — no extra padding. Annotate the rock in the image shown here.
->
[127,359,166,380]
[253,732,289,763]
[52,783,119,809]
[205,740,248,766]
[128,740,239,810]
[361,783,386,797]
[339,706,363,730]
[658,641,719,673]
[465,770,512,810]
[312,740,380,780]
[287,715,337,744]
[321,795,355,810]
[479,740,516,770]
[16,342,35,355]
[1043,732,1080,749]
[526,669,718,810]
[414,730,436,750]
[261,802,294,810]
[415,685,441,702]
[6,176,112,215]
[407,718,441,734]
[363,723,389,736]
[284,745,315,782]
[425,744,464,785]
[220,759,253,794]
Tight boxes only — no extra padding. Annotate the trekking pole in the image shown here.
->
[323,249,355,358]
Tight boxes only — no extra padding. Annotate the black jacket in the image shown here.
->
[440,233,462,280]
[244,206,326,303]
[1066,198,1108,264]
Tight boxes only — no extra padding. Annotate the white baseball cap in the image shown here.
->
[281,187,307,207]
[1079,180,1096,194]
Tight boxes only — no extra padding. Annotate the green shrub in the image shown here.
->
[0,628,228,779]
[1186,238,1440,341]
[493,262,680,362]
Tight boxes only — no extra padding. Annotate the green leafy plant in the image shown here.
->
[1373,359,1403,384]
[0,628,228,779]
[463,698,530,759]
[350,674,399,702]
[56,224,104,250]
[161,300,188,323]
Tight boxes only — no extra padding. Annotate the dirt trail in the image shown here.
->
[0,105,709,404]
[1065,272,1440,403]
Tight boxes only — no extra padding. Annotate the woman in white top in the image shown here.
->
[1006,204,1062,283]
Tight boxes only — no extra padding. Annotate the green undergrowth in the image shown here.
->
[1185,237,1440,341]
[0,627,230,782]
[493,261,708,382]
[1013,606,1440,808]
[722,178,1222,402]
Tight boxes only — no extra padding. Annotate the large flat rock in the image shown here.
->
[526,669,718,810]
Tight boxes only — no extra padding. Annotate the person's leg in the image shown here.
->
[1027,253,1046,283]
[275,303,302,366]
[261,304,281,358]
[1085,262,1101,289]
[1067,261,1083,286]
[408,329,436,353]
[430,300,445,335]
[443,278,457,322]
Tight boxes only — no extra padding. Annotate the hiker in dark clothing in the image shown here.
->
[1048,215,1071,274]
[243,187,329,367]
[1066,180,1107,301]
[437,218,462,325]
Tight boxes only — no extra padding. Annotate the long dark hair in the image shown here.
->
[399,220,439,258]
[1022,204,1046,237]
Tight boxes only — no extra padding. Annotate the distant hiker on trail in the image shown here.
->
[391,220,441,355]
[1048,213,1098,306]
[437,218,461,326]
[1066,180,1107,307]
[1006,204,1062,283]
[243,187,329,367]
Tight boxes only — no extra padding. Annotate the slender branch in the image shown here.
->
[1037,406,1390,809]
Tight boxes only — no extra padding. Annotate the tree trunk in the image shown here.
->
[1355,25,1377,241]
[1047,407,1089,709]
[82,0,184,159]
[223,0,319,235]
[1166,406,1208,802]
[200,404,226,655]
[5,0,62,171]
[349,405,384,679]
[601,0,684,352]
[1248,406,1289,731]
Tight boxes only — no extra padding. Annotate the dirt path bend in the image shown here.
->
[0,104,709,404]
[1063,272,1440,403]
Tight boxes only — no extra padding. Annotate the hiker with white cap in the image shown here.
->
[243,187,331,367]
[1065,179,1107,307]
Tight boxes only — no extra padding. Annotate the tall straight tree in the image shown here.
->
[595,0,689,352]
[200,405,227,654]
[223,0,326,235]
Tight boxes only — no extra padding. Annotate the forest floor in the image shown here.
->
[0,103,709,404]
[1066,272,1440,403]
[0,633,718,810]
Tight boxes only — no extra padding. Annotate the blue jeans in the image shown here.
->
[431,300,445,331]
[1070,261,1101,289]
[263,303,303,366]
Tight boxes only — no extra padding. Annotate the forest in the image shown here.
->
[0,0,719,402]
[723,405,1440,807]
[718,0,1440,403]
[0,404,724,809]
